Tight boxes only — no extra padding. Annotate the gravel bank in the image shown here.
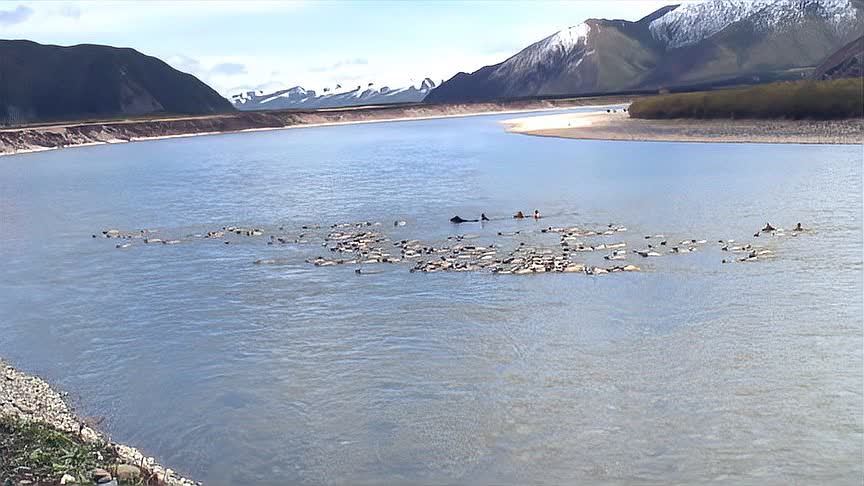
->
[0,359,198,485]
[503,111,864,144]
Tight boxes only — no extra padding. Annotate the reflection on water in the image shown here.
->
[0,110,861,485]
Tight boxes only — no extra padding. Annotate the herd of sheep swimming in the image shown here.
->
[94,216,811,277]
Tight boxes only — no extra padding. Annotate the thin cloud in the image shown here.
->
[167,55,203,74]
[0,1,306,36]
[310,58,368,72]
[59,5,82,18]
[166,55,254,94]
[211,62,247,76]
[0,5,33,26]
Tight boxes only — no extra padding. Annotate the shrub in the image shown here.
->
[628,78,864,120]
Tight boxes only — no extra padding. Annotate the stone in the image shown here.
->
[91,468,112,483]
[60,474,76,484]
[13,403,32,414]
[113,465,141,481]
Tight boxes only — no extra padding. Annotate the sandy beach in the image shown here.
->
[503,110,864,144]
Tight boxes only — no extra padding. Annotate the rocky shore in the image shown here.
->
[0,97,630,157]
[503,110,864,144]
[0,359,198,485]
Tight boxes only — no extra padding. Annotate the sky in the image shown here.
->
[0,0,680,97]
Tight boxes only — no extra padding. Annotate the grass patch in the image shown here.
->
[0,416,152,485]
[628,78,864,120]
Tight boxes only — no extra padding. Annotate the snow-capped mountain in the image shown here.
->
[426,0,864,103]
[232,78,437,111]
[490,23,592,81]
[649,0,858,48]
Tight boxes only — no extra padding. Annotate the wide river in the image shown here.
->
[0,108,861,485]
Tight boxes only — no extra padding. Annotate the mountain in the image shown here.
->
[426,0,864,103]
[812,34,864,79]
[0,40,234,125]
[231,78,437,111]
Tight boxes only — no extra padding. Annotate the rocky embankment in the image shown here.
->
[0,97,629,156]
[0,359,198,485]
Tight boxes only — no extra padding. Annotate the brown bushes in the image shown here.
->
[629,78,864,120]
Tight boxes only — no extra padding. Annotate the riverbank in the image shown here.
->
[502,111,864,144]
[0,96,630,157]
[0,359,197,485]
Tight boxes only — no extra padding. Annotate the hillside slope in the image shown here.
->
[0,40,234,125]
[811,35,864,79]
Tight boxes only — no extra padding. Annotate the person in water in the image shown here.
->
[794,222,804,231]
[481,213,490,222]
[513,211,525,219]
[761,222,776,232]
[533,209,542,219]
[450,215,478,224]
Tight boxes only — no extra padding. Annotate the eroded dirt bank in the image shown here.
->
[0,97,630,156]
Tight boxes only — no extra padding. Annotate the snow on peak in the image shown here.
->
[534,23,591,60]
[259,85,311,104]
[496,22,592,75]
[231,76,437,110]
[420,78,436,90]
[544,23,591,53]
[650,0,859,48]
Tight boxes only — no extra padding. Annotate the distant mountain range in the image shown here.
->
[2,0,862,124]
[231,78,437,111]
[426,0,864,103]
[0,40,234,125]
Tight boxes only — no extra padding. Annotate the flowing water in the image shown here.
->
[0,109,861,485]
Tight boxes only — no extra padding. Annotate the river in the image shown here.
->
[0,108,861,485]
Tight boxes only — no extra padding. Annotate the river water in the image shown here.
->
[0,109,861,485]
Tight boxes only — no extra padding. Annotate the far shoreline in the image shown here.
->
[4,98,861,158]
[0,97,630,158]
[502,111,864,145]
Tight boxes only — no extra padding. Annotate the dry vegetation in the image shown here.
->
[628,78,864,120]
[0,416,154,485]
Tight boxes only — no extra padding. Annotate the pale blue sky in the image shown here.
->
[0,1,680,95]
